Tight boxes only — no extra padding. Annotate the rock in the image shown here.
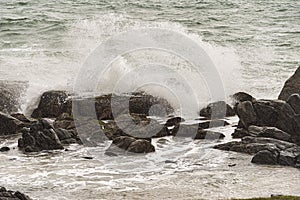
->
[53,91,173,120]
[198,119,229,129]
[236,101,257,128]
[127,139,155,153]
[0,112,25,136]
[0,186,32,200]
[106,136,155,154]
[248,126,292,143]
[10,113,33,124]
[200,101,235,119]
[278,66,300,101]
[214,135,300,168]
[0,147,10,152]
[173,124,225,140]
[165,117,185,126]
[54,128,81,145]
[236,98,300,142]
[251,150,278,165]
[232,92,256,103]
[53,113,75,130]
[31,90,69,118]
[174,124,199,138]
[194,130,225,140]
[232,128,253,138]
[18,119,64,152]
[287,94,300,114]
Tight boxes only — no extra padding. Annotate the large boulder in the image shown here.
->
[236,98,300,143]
[278,66,300,101]
[31,90,69,118]
[0,186,32,200]
[0,112,25,136]
[199,101,235,119]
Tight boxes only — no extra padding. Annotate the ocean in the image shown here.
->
[0,0,300,199]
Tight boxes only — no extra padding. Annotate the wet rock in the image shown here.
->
[235,98,300,141]
[198,119,229,129]
[278,66,300,101]
[236,101,257,128]
[18,119,64,152]
[214,136,300,168]
[0,112,25,136]
[232,92,256,104]
[55,128,81,145]
[53,113,75,130]
[106,136,155,154]
[73,92,174,120]
[31,90,69,118]
[165,117,185,126]
[251,150,278,165]
[287,94,300,114]
[248,126,292,143]
[127,139,155,153]
[231,128,253,139]
[199,101,235,119]
[194,130,225,140]
[0,186,32,200]
[0,147,10,152]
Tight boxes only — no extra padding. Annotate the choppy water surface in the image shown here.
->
[0,0,300,199]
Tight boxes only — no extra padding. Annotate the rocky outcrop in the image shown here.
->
[0,186,32,200]
[105,136,155,154]
[0,112,25,136]
[278,66,300,101]
[199,101,235,119]
[18,119,81,152]
[31,91,174,120]
[31,90,69,118]
[214,136,300,168]
[235,98,300,144]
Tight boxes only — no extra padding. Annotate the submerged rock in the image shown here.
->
[199,101,235,119]
[278,66,300,101]
[0,186,32,200]
[0,147,10,152]
[105,136,155,154]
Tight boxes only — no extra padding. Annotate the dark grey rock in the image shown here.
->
[0,112,25,136]
[251,150,278,165]
[287,94,300,114]
[31,90,69,118]
[0,147,10,152]
[236,101,257,128]
[199,101,235,119]
[278,66,300,101]
[0,186,32,200]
